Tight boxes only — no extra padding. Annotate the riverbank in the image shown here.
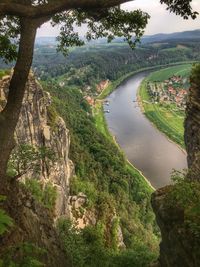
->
[93,63,191,189]
[93,100,155,192]
[138,64,193,149]
[97,61,197,100]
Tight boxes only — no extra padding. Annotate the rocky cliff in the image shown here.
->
[0,73,73,217]
[152,186,200,267]
[0,73,74,266]
[184,64,200,179]
[0,179,70,267]
[0,72,126,263]
[152,64,200,267]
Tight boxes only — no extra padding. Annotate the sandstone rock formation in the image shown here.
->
[0,73,74,217]
[0,72,125,257]
[152,186,200,267]
[184,68,200,179]
[0,179,70,267]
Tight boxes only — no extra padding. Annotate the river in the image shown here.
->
[105,71,187,189]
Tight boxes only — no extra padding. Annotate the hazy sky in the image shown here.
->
[37,0,200,37]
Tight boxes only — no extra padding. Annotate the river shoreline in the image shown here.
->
[103,68,187,188]
[97,61,197,101]
[93,99,155,192]
[136,84,187,156]
[136,63,194,154]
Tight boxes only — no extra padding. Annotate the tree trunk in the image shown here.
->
[0,18,37,180]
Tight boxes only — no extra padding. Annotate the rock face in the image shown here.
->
[152,187,200,267]
[0,179,70,267]
[68,192,96,229]
[0,73,74,217]
[184,69,200,178]
[0,73,125,254]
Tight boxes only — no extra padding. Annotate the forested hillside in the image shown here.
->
[32,38,200,86]
[43,79,159,266]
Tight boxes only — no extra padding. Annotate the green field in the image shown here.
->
[147,64,192,82]
[139,64,193,148]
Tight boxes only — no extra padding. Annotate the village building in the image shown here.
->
[148,75,188,109]
[96,80,110,93]
[84,96,95,106]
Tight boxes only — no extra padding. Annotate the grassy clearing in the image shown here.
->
[93,101,113,141]
[126,161,154,192]
[139,64,194,149]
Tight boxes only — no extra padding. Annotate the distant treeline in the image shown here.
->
[32,40,200,84]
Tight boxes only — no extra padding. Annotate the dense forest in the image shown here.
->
[32,38,200,86]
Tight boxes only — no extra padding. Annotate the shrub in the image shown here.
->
[8,144,56,179]
[0,196,13,235]
[24,179,57,211]
[0,242,45,267]
[168,170,200,237]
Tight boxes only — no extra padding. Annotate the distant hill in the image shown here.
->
[142,30,200,44]
[35,37,57,46]
[35,29,200,46]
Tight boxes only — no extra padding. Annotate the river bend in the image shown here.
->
[105,71,187,189]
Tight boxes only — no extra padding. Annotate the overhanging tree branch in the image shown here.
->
[161,0,198,19]
[0,0,133,18]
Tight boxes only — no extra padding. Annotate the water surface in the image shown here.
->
[105,71,187,189]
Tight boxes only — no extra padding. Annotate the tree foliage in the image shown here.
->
[0,0,198,62]
[160,0,198,19]
[0,196,13,236]
[24,179,57,211]
[7,144,56,179]
[0,242,45,267]
[58,218,157,267]
[167,170,200,237]
[52,7,149,55]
